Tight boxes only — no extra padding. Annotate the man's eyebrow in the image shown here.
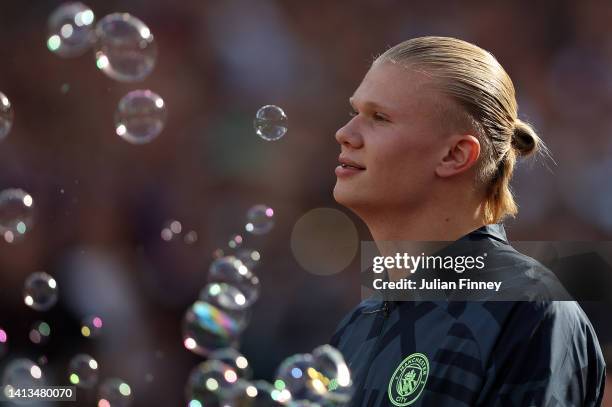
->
[349,97,392,112]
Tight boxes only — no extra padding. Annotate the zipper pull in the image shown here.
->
[382,301,390,317]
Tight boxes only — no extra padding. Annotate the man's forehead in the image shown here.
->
[350,63,441,113]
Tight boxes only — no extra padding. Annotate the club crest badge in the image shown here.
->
[388,353,429,406]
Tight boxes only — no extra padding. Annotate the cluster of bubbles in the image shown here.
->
[2,6,290,146]
[160,219,198,244]
[45,3,165,145]
[1,5,333,407]
[182,204,353,406]
[182,205,274,357]
[0,271,134,406]
[185,345,353,406]
[0,188,35,244]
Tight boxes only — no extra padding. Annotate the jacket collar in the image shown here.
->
[457,222,509,245]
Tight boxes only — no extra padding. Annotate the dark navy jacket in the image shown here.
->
[330,224,606,406]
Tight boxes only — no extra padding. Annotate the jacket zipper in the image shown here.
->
[351,301,391,406]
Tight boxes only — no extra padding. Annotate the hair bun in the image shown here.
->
[512,120,538,157]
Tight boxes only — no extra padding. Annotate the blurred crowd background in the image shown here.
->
[0,0,611,405]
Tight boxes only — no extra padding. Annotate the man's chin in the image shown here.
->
[333,184,362,210]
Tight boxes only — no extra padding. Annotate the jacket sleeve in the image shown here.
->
[476,301,606,406]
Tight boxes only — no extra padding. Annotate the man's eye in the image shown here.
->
[373,113,388,122]
[349,110,358,117]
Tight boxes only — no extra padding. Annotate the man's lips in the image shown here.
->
[336,156,365,178]
[338,156,366,170]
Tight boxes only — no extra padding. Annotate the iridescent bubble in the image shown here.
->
[209,348,252,380]
[29,321,51,345]
[23,272,58,311]
[115,89,166,144]
[254,105,288,141]
[68,354,99,389]
[208,256,260,307]
[245,205,274,235]
[2,359,46,397]
[228,234,244,250]
[199,283,251,330]
[47,2,95,57]
[185,360,242,406]
[182,301,241,357]
[0,92,14,141]
[0,188,34,240]
[95,13,157,82]
[81,315,104,338]
[0,328,7,359]
[235,249,261,270]
[98,377,132,407]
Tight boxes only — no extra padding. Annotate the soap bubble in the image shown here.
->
[23,272,58,311]
[208,256,260,307]
[228,234,244,250]
[235,249,261,270]
[94,13,157,82]
[254,105,288,141]
[2,359,46,396]
[0,92,14,141]
[81,315,104,338]
[29,321,51,345]
[0,328,7,359]
[274,353,316,402]
[274,346,352,405]
[182,301,241,357]
[209,348,252,380]
[161,219,182,241]
[185,360,242,406]
[98,377,133,407]
[199,283,251,330]
[0,188,34,239]
[245,205,274,235]
[68,354,99,389]
[115,89,166,144]
[47,2,95,57]
[310,345,353,405]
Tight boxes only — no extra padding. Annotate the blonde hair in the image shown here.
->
[377,36,549,224]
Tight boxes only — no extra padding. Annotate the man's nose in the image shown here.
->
[335,119,363,148]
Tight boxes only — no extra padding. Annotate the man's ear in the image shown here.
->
[435,135,481,178]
